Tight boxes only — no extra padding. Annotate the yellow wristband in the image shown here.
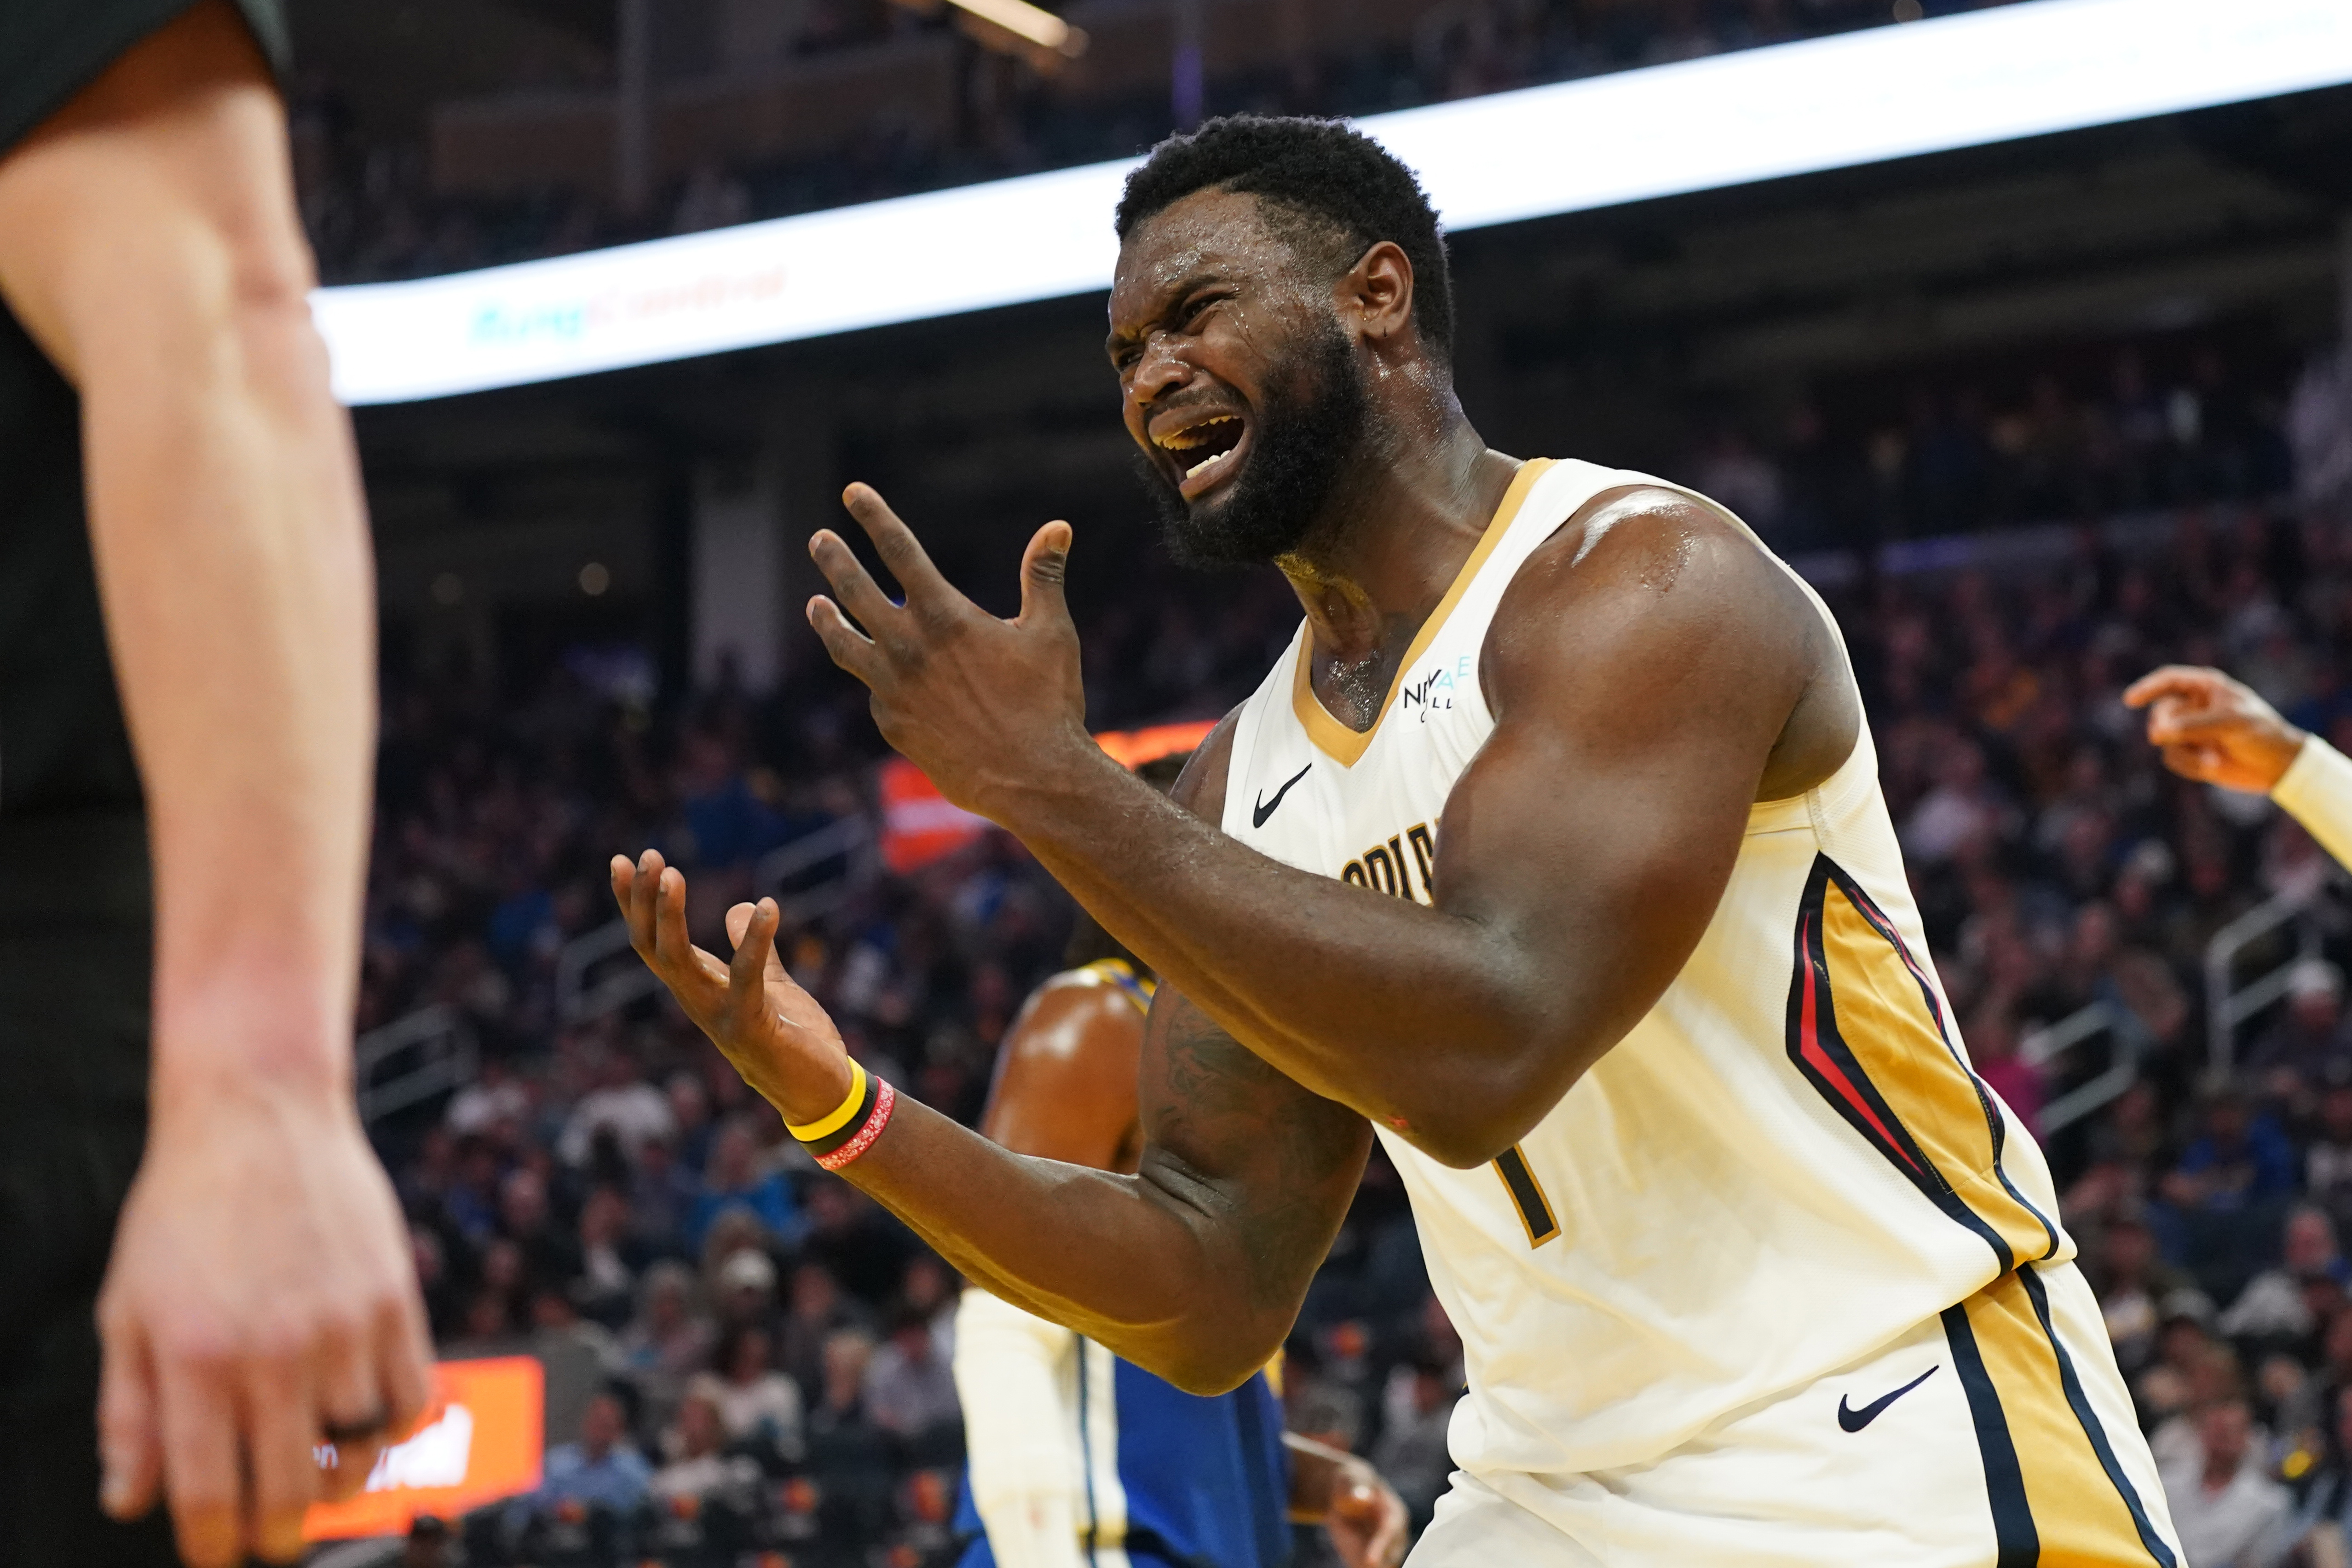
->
[788,1061,868,1141]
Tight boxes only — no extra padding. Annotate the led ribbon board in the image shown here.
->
[316,0,2352,404]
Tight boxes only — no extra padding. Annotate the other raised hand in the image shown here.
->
[609,850,855,1125]
[2123,664,2306,794]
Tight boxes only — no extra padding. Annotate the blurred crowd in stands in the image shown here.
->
[350,320,2352,1565]
[289,0,2029,287]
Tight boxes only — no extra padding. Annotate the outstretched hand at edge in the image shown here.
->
[2123,664,2306,795]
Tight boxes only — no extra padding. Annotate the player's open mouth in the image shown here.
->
[1153,414,1249,500]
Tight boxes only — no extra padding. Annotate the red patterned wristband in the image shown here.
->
[815,1077,896,1171]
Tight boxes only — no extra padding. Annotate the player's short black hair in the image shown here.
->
[1115,115,1455,357]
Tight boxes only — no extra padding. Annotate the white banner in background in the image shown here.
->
[316,0,2352,405]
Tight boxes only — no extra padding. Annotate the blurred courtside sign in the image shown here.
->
[881,721,1216,874]
[304,1356,544,1541]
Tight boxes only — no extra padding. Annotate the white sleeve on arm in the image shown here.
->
[952,1286,1089,1568]
[2272,736,2352,874]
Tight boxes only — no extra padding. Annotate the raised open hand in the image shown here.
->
[805,484,1104,820]
[610,850,853,1125]
[2123,664,2307,795]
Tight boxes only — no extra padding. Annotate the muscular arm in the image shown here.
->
[0,9,426,1564]
[980,978,1146,1170]
[807,487,1847,1167]
[616,757,1371,1395]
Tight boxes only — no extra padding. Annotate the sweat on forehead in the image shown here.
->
[1113,187,1354,301]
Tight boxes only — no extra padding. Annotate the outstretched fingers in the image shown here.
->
[807,594,881,683]
[1018,520,1074,629]
[808,524,905,637]
[613,851,729,1016]
[727,898,783,1032]
[726,900,790,986]
[2122,665,2225,710]
[841,483,955,605]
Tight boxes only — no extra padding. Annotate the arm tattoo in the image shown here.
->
[1142,995,1370,1314]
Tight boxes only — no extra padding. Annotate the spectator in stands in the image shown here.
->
[2285,1384,2352,1561]
[446,1055,531,1138]
[864,1303,962,1452]
[531,1284,625,1449]
[806,1327,897,1542]
[2309,1085,2352,1235]
[2140,1310,2224,1439]
[2249,962,2352,1090]
[710,1240,783,1336]
[649,1387,762,1505]
[779,1261,873,1396]
[519,1388,652,1519]
[574,1183,638,1327]
[704,1324,807,1458]
[1964,1003,2045,1140]
[2160,1085,2302,1297]
[688,1117,802,1252]
[560,1041,677,1166]
[2161,1395,2294,1568]
[628,1133,696,1255]
[667,1069,717,1173]
[620,1259,718,1383]
[402,1514,455,1568]
[1371,1352,1458,1533]
[2221,1207,2352,1353]
[499,1164,582,1291]
[2097,1214,2194,1376]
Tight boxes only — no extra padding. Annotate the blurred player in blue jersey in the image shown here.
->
[951,751,1407,1568]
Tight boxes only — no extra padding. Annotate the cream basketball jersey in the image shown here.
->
[1220,457,2073,1483]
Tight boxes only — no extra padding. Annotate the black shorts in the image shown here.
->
[0,899,182,1568]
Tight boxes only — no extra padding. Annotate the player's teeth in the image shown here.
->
[1188,455,1220,479]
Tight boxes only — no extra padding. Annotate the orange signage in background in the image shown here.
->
[1094,720,1216,771]
[304,1356,544,1541]
[879,720,1218,875]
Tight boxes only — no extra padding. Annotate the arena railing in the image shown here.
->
[355,1003,479,1127]
[353,818,880,1124]
[2204,863,2341,1078]
[551,812,879,1027]
[2021,999,2153,1139]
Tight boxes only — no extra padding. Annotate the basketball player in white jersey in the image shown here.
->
[616,115,2181,1564]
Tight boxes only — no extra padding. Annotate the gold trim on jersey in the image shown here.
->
[1290,458,1556,768]
[1787,854,2059,1274]
[1942,1268,2178,1565]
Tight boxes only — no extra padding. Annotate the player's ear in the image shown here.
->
[1346,241,1415,345]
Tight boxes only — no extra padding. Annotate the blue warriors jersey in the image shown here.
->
[953,1356,1291,1568]
[956,961,1292,1568]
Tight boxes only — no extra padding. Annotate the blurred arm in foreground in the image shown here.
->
[2126,665,2352,872]
[0,5,429,1563]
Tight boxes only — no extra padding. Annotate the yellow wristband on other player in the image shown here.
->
[788,1061,868,1141]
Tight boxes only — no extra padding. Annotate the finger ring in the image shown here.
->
[322,1410,390,1444]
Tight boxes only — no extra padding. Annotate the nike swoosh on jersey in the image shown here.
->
[1252,763,1312,828]
[1837,1365,1938,1432]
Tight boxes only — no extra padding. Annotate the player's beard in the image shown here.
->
[1132,315,1368,568]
